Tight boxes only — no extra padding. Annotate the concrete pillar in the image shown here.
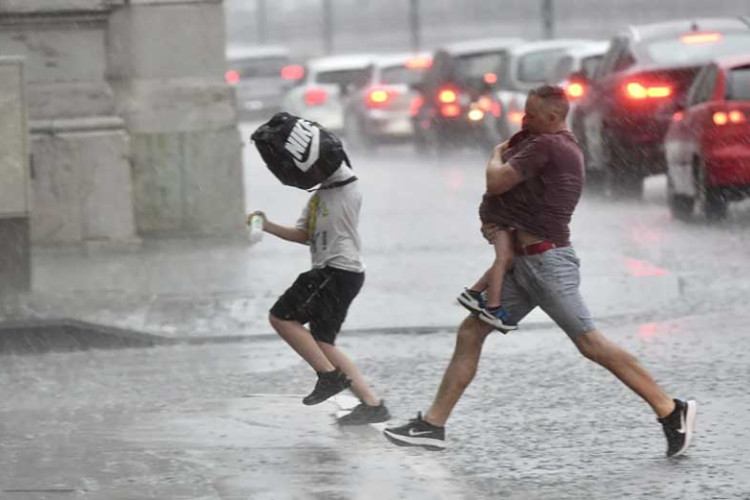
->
[0,57,31,294]
[0,2,139,246]
[107,0,245,237]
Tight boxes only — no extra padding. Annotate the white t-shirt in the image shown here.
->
[295,171,364,273]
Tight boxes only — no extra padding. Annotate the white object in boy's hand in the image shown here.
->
[248,214,264,244]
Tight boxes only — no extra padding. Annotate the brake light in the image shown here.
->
[304,88,328,106]
[441,104,461,118]
[672,111,684,122]
[484,72,498,85]
[681,32,722,45]
[714,110,747,125]
[409,95,424,117]
[438,89,458,104]
[281,64,305,81]
[365,87,399,108]
[509,111,525,124]
[405,56,432,69]
[566,81,586,100]
[624,82,672,100]
[476,96,501,117]
[225,70,240,86]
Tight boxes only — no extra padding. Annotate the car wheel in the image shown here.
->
[667,176,694,221]
[603,131,643,199]
[694,157,727,221]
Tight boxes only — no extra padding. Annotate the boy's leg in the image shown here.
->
[269,315,335,373]
[317,341,379,406]
[485,230,514,308]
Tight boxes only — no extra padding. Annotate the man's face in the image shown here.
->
[523,95,548,134]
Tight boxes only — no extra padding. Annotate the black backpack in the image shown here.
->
[251,112,351,190]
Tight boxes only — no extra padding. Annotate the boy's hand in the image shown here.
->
[247,211,267,230]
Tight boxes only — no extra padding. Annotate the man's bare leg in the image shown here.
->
[573,329,675,418]
[318,341,380,406]
[424,315,494,427]
[269,315,336,373]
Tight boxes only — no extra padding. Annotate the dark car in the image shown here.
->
[571,17,750,198]
[411,38,523,153]
[665,55,750,220]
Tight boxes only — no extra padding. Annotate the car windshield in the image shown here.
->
[517,48,568,83]
[232,56,288,78]
[726,66,750,101]
[380,64,427,85]
[454,52,507,78]
[315,68,370,87]
[644,32,750,66]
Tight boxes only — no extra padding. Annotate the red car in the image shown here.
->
[665,55,750,220]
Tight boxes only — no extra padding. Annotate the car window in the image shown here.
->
[726,66,750,101]
[517,49,568,83]
[454,52,507,79]
[550,55,574,83]
[643,32,750,66]
[232,56,288,79]
[315,68,371,88]
[380,64,428,85]
[580,54,603,79]
[687,64,717,106]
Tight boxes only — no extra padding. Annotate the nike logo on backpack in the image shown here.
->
[284,119,320,172]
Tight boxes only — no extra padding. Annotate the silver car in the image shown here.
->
[342,53,432,149]
[493,39,597,138]
[281,54,375,132]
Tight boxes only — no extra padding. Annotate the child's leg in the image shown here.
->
[318,341,380,406]
[269,315,336,373]
[485,230,514,309]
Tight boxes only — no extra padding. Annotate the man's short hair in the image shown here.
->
[528,84,569,120]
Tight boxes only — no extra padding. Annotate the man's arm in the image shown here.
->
[485,143,524,195]
[247,211,309,244]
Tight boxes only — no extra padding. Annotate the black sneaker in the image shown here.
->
[302,368,351,406]
[383,412,445,451]
[658,398,697,458]
[457,288,486,314]
[337,400,391,426]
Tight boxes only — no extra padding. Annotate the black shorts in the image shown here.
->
[270,266,365,344]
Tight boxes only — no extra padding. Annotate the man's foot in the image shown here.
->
[658,398,697,458]
[337,400,391,425]
[383,412,445,451]
[479,305,518,332]
[457,288,486,314]
[302,368,351,406]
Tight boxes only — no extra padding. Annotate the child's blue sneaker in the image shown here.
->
[479,306,518,333]
[457,288,486,314]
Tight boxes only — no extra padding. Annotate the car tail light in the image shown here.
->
[405,56,432,69]
[438,88,458,104]
[509,111,525,124]
[681,32,722,45]
[566,81,586,100]
[281,64,305,81]
[225,70,240,86]
[672,111,684,122]
[624,81,672,100]
[304,87,329,106]
[409,95,425,117]
[365,87,399,108]
[713,110,747,125]
[477,96,501,117]
[440,104,461,118]
[483,72,498,85]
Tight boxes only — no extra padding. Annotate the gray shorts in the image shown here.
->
[501,246,595,338]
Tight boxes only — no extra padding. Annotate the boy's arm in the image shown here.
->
[247,211,308,244]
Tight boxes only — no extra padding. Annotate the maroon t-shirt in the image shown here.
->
[479,131,584,246]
